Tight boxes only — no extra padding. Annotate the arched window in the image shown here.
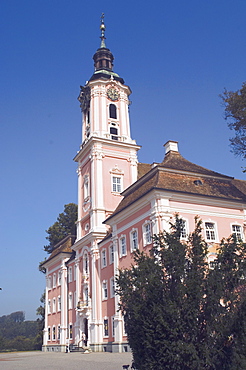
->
[109,104,117,119]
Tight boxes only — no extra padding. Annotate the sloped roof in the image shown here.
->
[106,151,246,221]
[41,235,76,266]
[161,151,232,179]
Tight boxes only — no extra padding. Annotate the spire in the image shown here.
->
[89,15,124,84]
[100,13,106,48]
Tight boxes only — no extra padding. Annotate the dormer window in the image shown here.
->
[109,104,117,119]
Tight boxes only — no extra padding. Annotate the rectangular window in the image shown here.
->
[205,222,216,241]
[109,245,114,264]
[74,264,77,281]
[102,281,108,300]
[104,319,109,337]
[68,293,73,310]
[68,266,73,283]
[53,273,56,288]
[58,296,61,311]
[48,327,51,341]
[52,298,56,313]
[232,224,243,242]
[58,271,62,286]
[69,324,73,339]
[48,276,52,289]
[112,176,121,193]
[143,223,152,245]
[84,175,89,199]
[57,325,61,340]
[110,277,115,298]
[120,236,127,257]
[48,300,51,314]
[180,220,187,239]
[84,287,89,306]
[84,253,89,274]
[74,291,77,308]
[101,249,107,268]
[131,230,138,251]
[112,317,115,337]
[52,326,56,341]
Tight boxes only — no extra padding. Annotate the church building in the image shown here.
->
[42,17,246,353]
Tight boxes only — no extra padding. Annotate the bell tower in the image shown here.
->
[74,15,140,240]
[73,15,140,350]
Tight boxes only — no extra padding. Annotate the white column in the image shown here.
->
[60,262,68,347]
[74,257,80,345]
[90,244,102,346]
[43,275,49,347]
[76,167,82,240]
[112,236,123,348]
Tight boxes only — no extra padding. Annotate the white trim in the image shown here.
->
[47,299,51,315]
[204,220,218,243]
[68,292,73,310]
[119,235,127,257]
[101,248,107,268]
[130,228,138,252]
[109,244,114,264]
[103,317,109,338]
[111,315,115,338]
[52,325,56,341]
[110,276,115,298]
[231,222,244,242]
[57,295,61,312]
[142,221,152,246]
[52,297,56,313]
[102,280,108,300]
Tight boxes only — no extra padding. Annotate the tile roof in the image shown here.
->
[41,235,76,265]
[106,151,246,221]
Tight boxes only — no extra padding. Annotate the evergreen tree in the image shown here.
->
[44,203,78,254]
[116,216,246,370]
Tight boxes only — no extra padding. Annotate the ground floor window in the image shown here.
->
[69,324,73,339]
[103,318,109,337]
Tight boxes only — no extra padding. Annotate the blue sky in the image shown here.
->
[1,0,246,320]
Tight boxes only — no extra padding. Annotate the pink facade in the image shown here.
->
[42,19,246,352]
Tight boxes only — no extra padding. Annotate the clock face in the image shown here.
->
[78,86,91,111]
[107,88,119,101]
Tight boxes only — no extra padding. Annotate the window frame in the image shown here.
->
[69,324,73,340]
[48,327,51,341]
[143,222,152,246]
[109,103,117,119]
[119,235,127,257]
[110,277,115,298]
[58,270,62,286]
[68,266,73,283]
[101,249,107,268]
[102,280,108,300]
[180,219,188,240]
[112,176,122,193]
[84,252,89,274]
[204,221,217,242]
[53,273,56,288]
[58,296,61,312]
[52,297,56,313]
[109,245,114,264]
[231,224,243,242]
[130,229,138,252]
[68,292,73,310]
[103,318,109,337]
[48,299,51,315]
[52,325,56,341]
